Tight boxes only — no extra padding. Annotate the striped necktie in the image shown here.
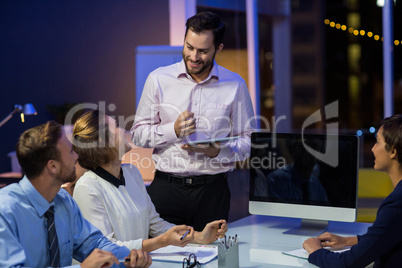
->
[45,206,60,267]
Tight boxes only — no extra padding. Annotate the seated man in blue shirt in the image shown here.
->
[0,121,152,268]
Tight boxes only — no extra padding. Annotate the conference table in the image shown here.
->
[149,214,372,267]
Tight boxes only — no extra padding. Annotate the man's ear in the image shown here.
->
[46,159,59,175]
[216,43,224,54]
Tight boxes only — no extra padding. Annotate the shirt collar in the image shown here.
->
[177,59,219,83]
[20,176,53,217]
[91,166,126,188]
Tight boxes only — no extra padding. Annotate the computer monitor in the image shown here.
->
[249,132,359,236]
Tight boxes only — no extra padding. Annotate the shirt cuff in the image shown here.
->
[308,248,327,264]
[158,121,180,144]
[126,238,144,250]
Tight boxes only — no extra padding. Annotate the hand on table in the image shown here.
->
[80,248,119,268]
[303,232,358,255]
[194,219,228,244]
[302,238,323,254]
[123,249,152,268]
[161,225,195,247]
[317,232,357,249]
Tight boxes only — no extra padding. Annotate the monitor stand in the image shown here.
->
[283,219,328,236]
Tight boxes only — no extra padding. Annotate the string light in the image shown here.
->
[324,19,401,45]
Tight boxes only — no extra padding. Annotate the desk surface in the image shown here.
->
[150,214,371,268]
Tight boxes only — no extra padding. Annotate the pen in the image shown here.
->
[118,258,130,263]
[180,229,190,240]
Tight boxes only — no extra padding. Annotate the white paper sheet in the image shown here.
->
[149,244,218,264]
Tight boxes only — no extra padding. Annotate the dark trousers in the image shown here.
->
[147,171,231,231]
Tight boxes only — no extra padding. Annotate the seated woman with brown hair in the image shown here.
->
[303,114,402,267]
[72,110,227,252]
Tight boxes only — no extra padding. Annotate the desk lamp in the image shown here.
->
[0,104,37,127]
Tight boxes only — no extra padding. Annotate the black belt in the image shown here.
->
[155,170,228,186]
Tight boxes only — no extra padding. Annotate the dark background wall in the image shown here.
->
[0,0,170,173]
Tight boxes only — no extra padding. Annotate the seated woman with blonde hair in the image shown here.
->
[72,110,227,252]
[303,114,402,267]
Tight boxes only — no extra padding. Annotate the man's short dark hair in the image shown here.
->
[16,121,62,179]
[185,11,226,49]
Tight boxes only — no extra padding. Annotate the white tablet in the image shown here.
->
[184,136,240,145]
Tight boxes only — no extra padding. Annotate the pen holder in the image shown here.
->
[218,242,239,268]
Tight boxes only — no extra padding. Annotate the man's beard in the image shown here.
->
[183,52,216,76]
[59,164,77,184]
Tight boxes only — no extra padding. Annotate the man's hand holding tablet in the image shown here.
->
[181,136,240,158]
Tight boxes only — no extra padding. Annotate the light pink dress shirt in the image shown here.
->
[131,60,256,176]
